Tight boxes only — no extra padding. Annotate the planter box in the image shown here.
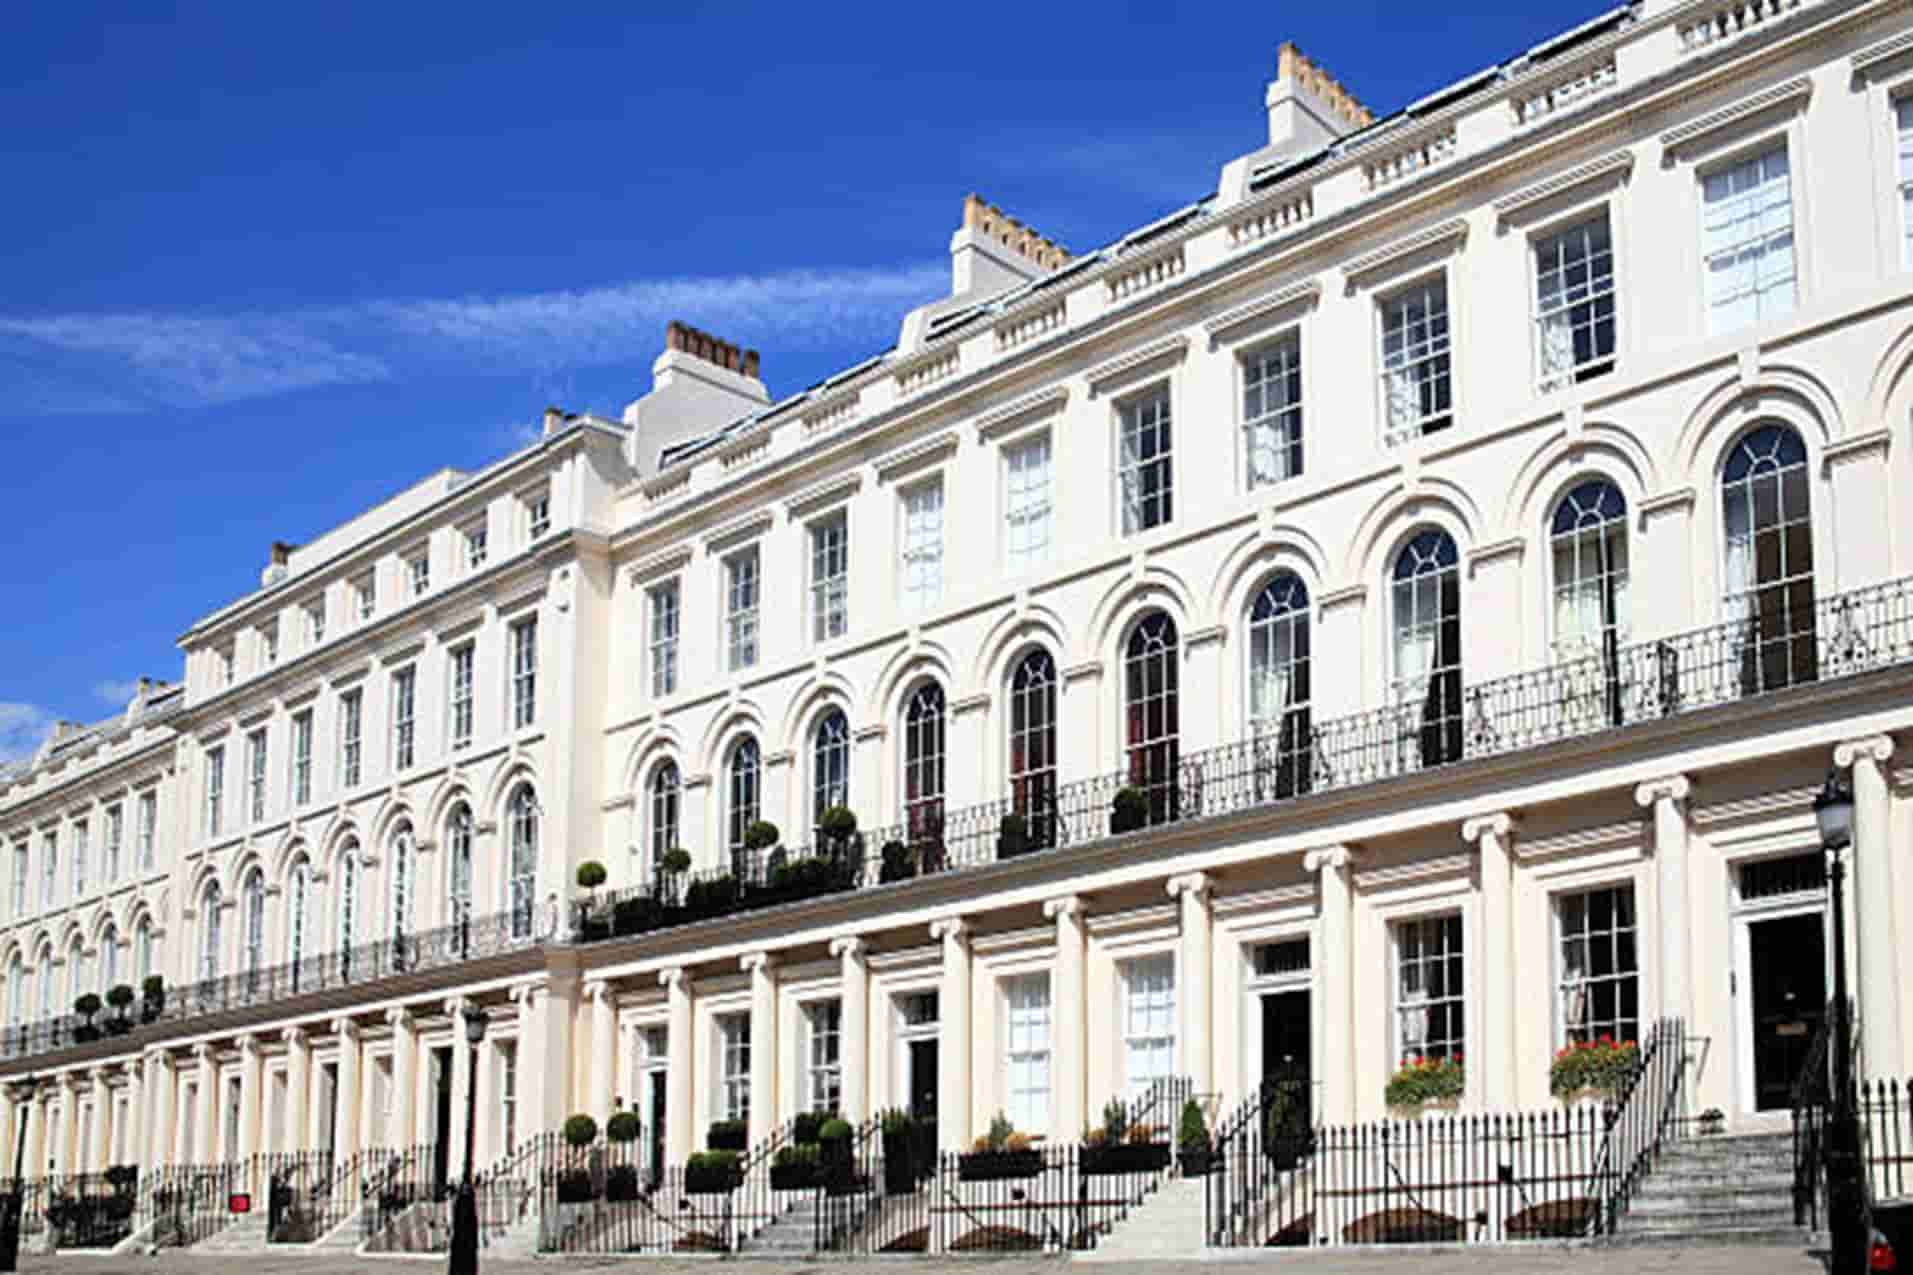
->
[1081,1143,1171,1176]
[706,1123,748,1152]
[957,1150,1043,1182]
[769,1163,819,1192]
[1177,1147,1215,1178]
[604,1169,641,1202]
[683,1166,742,1195]
[555,1174,598,1204]
[824,1170,868,1197]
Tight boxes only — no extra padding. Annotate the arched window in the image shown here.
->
[34,946,51,1021]
[99,924,118,994]
[901,684,946,842]
[646,767,678,876]
[726,740,760,863]
[242,869,266,980]
[67,938,86,1011]
[1722,424,1816,692]
[1008,651,1058,848]
[286,858,310,988]
[6,954,21,1028]
[1124,612,1181,823]
[446,808,473,930]
[389,825,414,944]
[200,882,224,983]
[1392,530,1463,767]
[507,789,537,940]
[1248,575,1313,797]
[134,920,154,987]
[812,711,850,832]
[335,845,359,959]
[1550,480,1629,659]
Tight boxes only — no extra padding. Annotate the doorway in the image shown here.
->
[1261,989,1312,1167]
[1748,912,1826,1111]
[319,1063,338,1156]
[645,1069,667,1185]
[432,1046,453,1190]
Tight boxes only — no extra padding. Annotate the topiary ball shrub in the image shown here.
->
[563,1114,599,1148]
[105,984,135,1011]
[576,861,607,890]
[744,820,780,852]
[660,848,692,875]
[819,806,858,842]
[605,1111,642,1143]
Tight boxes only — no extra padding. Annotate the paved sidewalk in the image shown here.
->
[18,1241,1829,1274]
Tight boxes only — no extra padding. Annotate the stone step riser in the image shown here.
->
[1631,1197,1799,1215]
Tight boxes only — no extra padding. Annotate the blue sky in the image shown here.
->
[0,1,1606,758]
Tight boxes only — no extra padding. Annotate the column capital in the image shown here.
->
[1165,871,1212,900]
[1042,895,1083,922]
[442,995,471,1019]
[383,1007,413,1031]
[1836,735,1895,770]
[658,968,691,993]
[236,1032,261,1055]
[1460,812,1516,845]
[86,1065,109,1084]
[142,1046,171,1067]
[929,916,970,944]
[828,936,867,961]
[739,952,778,977]
[280,1026,307,1048]
[509,981,541,1008]
[583,978,615,1004]
[192,1043,217,1064]
[1634,774,1693,808]
[331,1016,361,1042]
[1302,847,1357,874]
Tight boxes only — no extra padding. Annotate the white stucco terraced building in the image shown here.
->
[5,0,1913,1253]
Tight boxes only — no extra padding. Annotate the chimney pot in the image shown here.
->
[269,540,293,567]
[543,406,565,437]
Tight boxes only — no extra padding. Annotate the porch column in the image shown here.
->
[145,1050,175,1170]
[88,1067,112,1171]
[831,938,870,1123]
[510,983,539,1145]
[1045,896,1086,1142]
[1166,873,1214,1099]
[1464,813,1517,1111]
[1636,775,1694,1029]
[742,952,778,1147]
[193,1045,216,1165]
[661,968,694,1166]
[1304,850,1356,1125]
[331,1018,362,1161]
[1838,736,1900,1077]
[281,1027,309,1155]
[385,1008,417,1149]
[932,918,972,1152]
[443,998,473,1175]
[586,980,617,1129]
[237,1034,264,1166]
[23,1090,44,1179]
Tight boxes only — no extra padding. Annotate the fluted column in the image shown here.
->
[383,1008,416,1149]
[331,1018,362,1162]
[193,1045,217,1165]
[442,998,473,1175]
[146,1050,175,1170]
[281,1028,309,1155]
[661,969,694,1166]
[586,980,617,1128]
[237,1034,264,1167]
[932,917,971,1151]
[88,1067,111,1172]
[1838,735,1900,1077]
[742,953,778,1146]
[1464,813,1517,1111]
[1302,850,1355,1124]
[1044,896,1086,1142]
[1635,775,1694,1029]
[830,937,869,1124]
[1165,873,1214,1098]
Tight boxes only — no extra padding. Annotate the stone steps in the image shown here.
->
[1607,1133,1808,1251]
[1077,1175,1205,1261]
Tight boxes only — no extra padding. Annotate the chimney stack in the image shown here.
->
[261,539,296,587]
[665,321,761,379]
[543,406,566,437]
[950,194,1070,298]
[1268,42,1373,153]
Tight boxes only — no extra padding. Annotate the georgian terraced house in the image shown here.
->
[8,0,1913,1256]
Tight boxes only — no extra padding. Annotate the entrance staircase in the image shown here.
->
[1074,1175,1206,1261]
[740,1196,822,1256]
[1608,1131,1809,1247]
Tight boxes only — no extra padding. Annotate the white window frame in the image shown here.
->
[809,513,850,643]
[806,999,844,1113]
[204,746,225,839]
[246,727,268,823]
[1556,883,1640,1046]
[8,844,23,918]
[1377,275,1454,447]
[70,820,88,899]
[260,621,280,668]
[1241,334,1303,489]
[353,573,375,624]
[1700,141,1797,337]
[291,710,313,805]
[1531,213,1617,393]
[648,581,679,698]
[899,479,944,613]
[1120,954,1176,1097]
[391,666,417,771]
[39,832,56,909]
[1116,386,1174,535]
[339,690,363,790]
[1898,94,1913,269]
[104,806,122,884]
[137,792,156,871]
[510,618,538,729]
[463,518,489,573]
[448,645,475,749]
[524,488,551,540]
[719,1013,752,1124]
[1393,913,1466,1064]
[724,548,760,673]
[1003,432,1052,573]
[408,550,430,598]
[1003,972,1052,1135]
[306,600,326,647]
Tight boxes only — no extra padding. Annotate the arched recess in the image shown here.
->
[696,703,768,786]
[1207,523,1329,632]
[1083,567,1197,670]
[1344,481,1482,588]
[970,604,1071,699]
[618,724,685,800]
[421,775,479,841]
[864,640,957,731]
[480,760,542,829]
[367,799,418,857]
[1672,367,1838,481]
[776,671,857,761]
[1503,423,1656,537]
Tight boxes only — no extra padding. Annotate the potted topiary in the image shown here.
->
[73,992,103,1043]
[958,1114,1042,1181]
[770,1142,820,1191]
[613,893,663,937]
[575,861,610,940]
[706,1119,748,1152]
[792,1111,832,1145]
[1177,1099,1214,1177]
[104,984,135,1035]
[817,1117,861,1193]
[141,975,165,1024]
[879,1109,920,1195]
[605,1111,642,1200]
[818,806,859,858]
[684,874,739,920]
[557,1114,600,1202]
[878,839,915,885]
[1110,786,1150,836]
[996,813,1032,860]
[685,1150,742,1194]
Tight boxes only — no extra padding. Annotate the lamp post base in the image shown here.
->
[447,1183,479,1275]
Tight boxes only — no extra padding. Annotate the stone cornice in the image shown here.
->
[1639,487,1697,519]
[700,511,774,556]
[1202,281,1321,343]
[626,545,693,589]
[1340,218,1468,290]
[1353,853,1474,889]
[1516,819,1641,862]
[974,387,1069,443]
[1085,335,1190,396]
[874,430,959,484]
[1659,76,1812,161]
[1491,150,1634,224]
[1852,28,1913,77]
[782,472,864,521]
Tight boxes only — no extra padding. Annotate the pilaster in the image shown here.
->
[1837,736,1899,1077]
[742,952,779,1146]
[1301,850,1355,1124]
[1462,812,1517,1110]
[1044,896,1087,1141]
[830,937,870,1123]
[1635,775,1694,1028]
[661,968,695,1166]
[931,917,972,1151]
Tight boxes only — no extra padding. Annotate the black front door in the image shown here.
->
[432,1047,453,1190]
[908,1040,938,1181]
[646,1071,667,1185]
[1750,912,1826,1111]
[1261,990,1312,1165]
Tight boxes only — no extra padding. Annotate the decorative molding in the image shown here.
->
[950,692,990,717]
[280,1025,307,1047]
[1042,895,1084,922]
[1353,853,1473,890]
[1835,734,1895,770]
[329,1017,360,1042]
[1184,624,1227,649]
[1211,882,1317,919]
[828,935,866,961]
[739,951,778,976]
[1659,76,1811,160]
[1823,429,1892,467]
[1318,584,1367,613]
[974,386,1069,443]
[1691,784,1820,828]
[1491,151,1634,223]
[701,511,774,556]
[1340,218,1468,289]
[1302,846,1355,874]
[657,968,690,993]
[852,724,887,744]
[929,917,970,944]
[626,545,692,588]
[1164,872,1212,901]
[583,978,614,1003]
[1853,29,1913,77]
[971,925,1054,956]
[1516,819,1642,862]
[782,472,863,520]
[1460,812,1516,845]
[600,794,635,813]
[1202,281,1321,342]
[1085,335,1190,396]
[1634,775,1693,808]
[1639,487,1696,519]
[1467,538,1526,571]
[1086,903,1177,938]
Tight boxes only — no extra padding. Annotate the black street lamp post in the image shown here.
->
[448,1005,488,1275]
[1814,769,1864,1275]
[0,1074,36,1273]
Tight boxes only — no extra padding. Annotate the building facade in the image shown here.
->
[5,0,1913,1243]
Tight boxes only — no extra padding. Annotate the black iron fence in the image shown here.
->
[143,1160,244,1248]
[256,1148,358,1244]
[579,577,1913,950]
[0,1167,142,1249]
[1207,1018,1686,1248]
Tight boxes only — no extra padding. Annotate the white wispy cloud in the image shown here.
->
[0,262,946,414]
[93,680,140,707]
[0,704,53,765]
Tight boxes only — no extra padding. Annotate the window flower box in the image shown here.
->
[957,1149,1043,1182]
[1549,1037,1637,1102]
[1383,1055,1464,1118]
[1081,1142,1170,1176]
[684,1152,742,1195]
